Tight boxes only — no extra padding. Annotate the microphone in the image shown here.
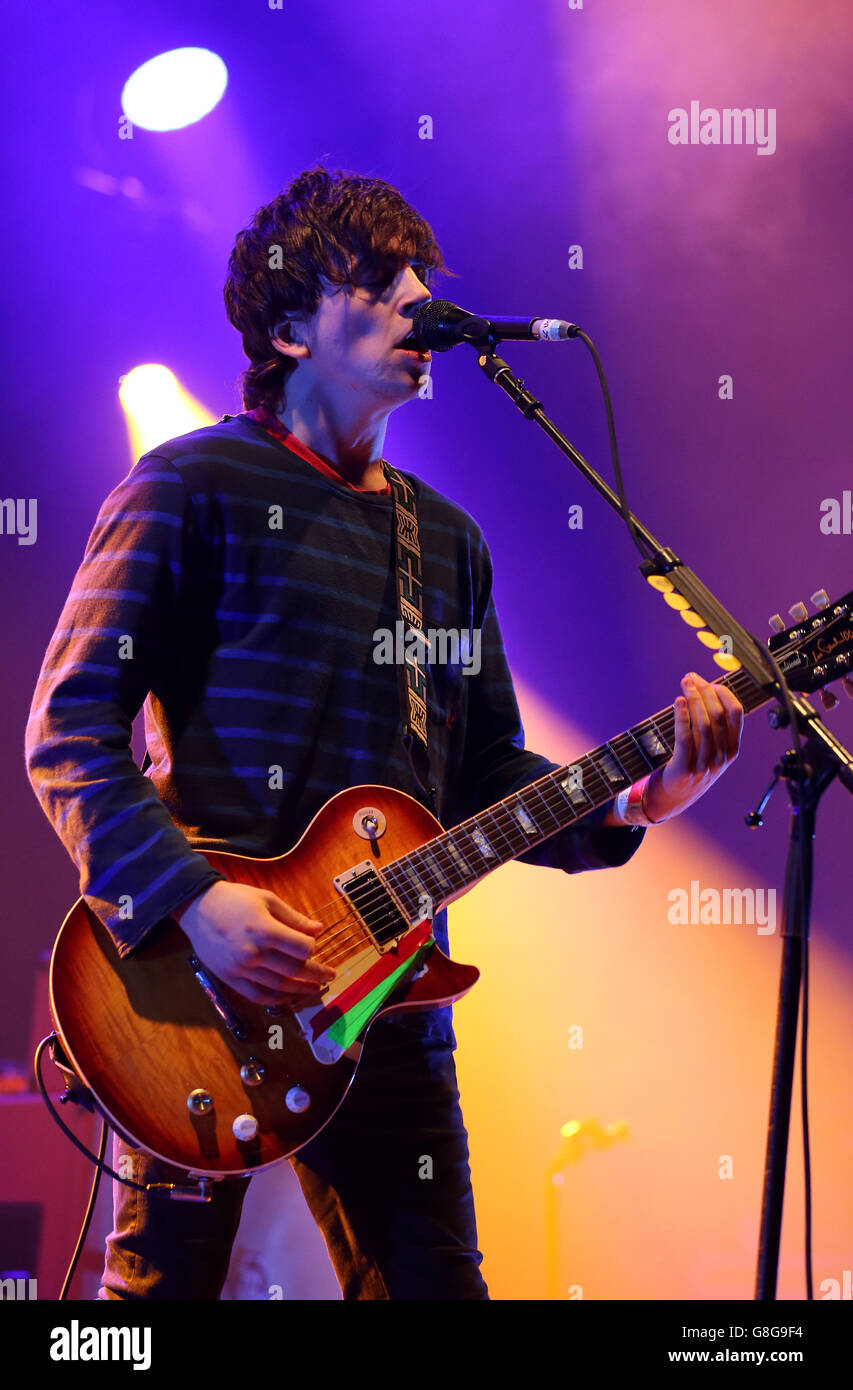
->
[409,299,580,352]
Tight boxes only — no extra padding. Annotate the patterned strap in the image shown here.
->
[382,462,435,810]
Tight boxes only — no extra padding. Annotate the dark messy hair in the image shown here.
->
[224,165,454,415]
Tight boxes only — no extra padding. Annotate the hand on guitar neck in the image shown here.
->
[646,671,744,819]
[171,880,336,1007]
[602,669,744,827]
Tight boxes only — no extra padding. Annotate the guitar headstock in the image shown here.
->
[767,588,853,707]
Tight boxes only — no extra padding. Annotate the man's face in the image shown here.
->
[289,259,433,410]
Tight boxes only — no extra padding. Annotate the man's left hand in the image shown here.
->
[643,671,744,823]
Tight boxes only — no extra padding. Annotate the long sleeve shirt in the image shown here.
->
[25,413,645,1044]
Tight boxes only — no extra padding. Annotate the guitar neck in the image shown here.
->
[383,665,774,919]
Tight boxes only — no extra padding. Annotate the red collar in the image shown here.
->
[244,407,391,495]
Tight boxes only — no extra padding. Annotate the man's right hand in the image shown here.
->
[172,881,336,1006]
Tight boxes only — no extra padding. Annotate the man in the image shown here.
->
[25,166,743,1300]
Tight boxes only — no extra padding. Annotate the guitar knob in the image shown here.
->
[232,1113,259,1142]
[768,613,785,633]
[788,602,808,621]
[811,589,830,608]
[187,1089,213,1115]
[240,1059,265,1086]
[285,1086,311,1113]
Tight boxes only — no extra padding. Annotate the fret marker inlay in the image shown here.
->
[445,836,472,876]
[511,802,537,837]
[561,765,588,805]
[640,728,668,759]
[598,750,626,785]
[470,826,497,860]
[403,865,428,897]
[425,856,450,889]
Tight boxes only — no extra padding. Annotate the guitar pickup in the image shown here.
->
[333,862,410,948]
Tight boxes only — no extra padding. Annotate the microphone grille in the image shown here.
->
[411,298,461,351]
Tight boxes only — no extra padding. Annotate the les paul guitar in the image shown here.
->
[48,590,853,1177]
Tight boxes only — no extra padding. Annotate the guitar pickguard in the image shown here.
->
[294,921,435,1062]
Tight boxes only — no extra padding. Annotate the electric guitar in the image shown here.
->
[48,590,853,1176]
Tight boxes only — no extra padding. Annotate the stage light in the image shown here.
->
[121,48,228,132]
[118,364,215,458]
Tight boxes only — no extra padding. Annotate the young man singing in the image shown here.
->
[25,166,743,1300]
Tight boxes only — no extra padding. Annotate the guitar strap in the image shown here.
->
[141,461,435,811]
[382,461,436,812]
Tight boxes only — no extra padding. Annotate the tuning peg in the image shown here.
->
[788,602,808,621]
[819,688,840,711]
[768,613,785,633]
[843,677,853,700]
[811,589,830,609]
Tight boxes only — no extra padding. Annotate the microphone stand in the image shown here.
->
[747,703,847,1299]
[473,346,853,1300]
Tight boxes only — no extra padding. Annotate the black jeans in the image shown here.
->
[97,1020,489,1300]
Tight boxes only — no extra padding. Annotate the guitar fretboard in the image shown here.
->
[379,666,771,921]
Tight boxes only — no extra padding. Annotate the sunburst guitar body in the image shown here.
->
[50,785,478,1177]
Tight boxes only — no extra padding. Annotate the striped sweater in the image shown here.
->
[24,413,644,1044]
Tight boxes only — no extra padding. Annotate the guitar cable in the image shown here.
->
[34,1032,206,1300]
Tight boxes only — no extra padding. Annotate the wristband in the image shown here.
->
[613,772,656,827]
